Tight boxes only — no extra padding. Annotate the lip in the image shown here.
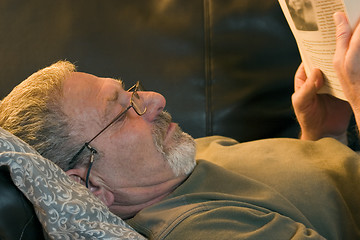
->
[164,122,176,142]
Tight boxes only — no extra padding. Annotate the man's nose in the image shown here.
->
[137,91,166,122]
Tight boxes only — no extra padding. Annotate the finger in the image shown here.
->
[346,15,360,77]
[312,68,324,90]
[294,63,306,91]
[333,12,352,71]
[292,69,322,109]
[306,68,323,92]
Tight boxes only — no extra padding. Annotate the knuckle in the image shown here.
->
[336,30,349,41]
[333,57,341,70]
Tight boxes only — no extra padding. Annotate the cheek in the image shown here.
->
[97,125,173,186]
[103,121,163,168]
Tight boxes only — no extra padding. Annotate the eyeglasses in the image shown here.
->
[69,81,147,188]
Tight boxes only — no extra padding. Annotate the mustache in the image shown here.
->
[152,111,172,139]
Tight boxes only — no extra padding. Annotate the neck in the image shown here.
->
[109,175,187,219]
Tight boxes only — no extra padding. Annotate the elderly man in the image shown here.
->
[0,12,359,239]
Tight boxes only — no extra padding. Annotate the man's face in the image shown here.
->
[62,72,196,218]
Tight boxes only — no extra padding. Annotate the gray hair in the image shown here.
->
[0,61,90,170]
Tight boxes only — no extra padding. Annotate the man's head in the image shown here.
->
[0,61,196,218]
[0,61,77,169]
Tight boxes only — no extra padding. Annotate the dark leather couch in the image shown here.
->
[0,0,303,238]
[0,167,44,239]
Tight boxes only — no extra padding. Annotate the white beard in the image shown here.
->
[152,111,196,176]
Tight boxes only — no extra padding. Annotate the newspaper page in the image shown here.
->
[278,0,359,101]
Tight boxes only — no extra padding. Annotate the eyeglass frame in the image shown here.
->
[68,81,147,188]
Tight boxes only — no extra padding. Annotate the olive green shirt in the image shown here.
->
[127,136,360,239]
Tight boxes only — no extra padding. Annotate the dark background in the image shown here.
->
[0,0,302,142]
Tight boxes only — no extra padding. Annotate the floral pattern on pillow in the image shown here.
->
[0,127,146,240]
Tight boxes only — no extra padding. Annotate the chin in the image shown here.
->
[163,127,197,176]
[152,111,197,176]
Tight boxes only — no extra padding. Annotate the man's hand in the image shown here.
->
[334,12,360,131]
[292,63,352,142]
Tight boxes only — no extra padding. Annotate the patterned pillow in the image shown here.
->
[0,127,145,240]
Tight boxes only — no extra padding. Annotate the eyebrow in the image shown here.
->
[114,78,125,89]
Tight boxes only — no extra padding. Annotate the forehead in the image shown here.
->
[63,72,123,99]
[62,72,102,112]
[63,72,102,98]
[62,72,123,120]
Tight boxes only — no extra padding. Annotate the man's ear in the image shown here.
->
[65,168,115,207]
[66,168,87,186]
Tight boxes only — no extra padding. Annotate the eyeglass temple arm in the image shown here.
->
[85,143,97,188]
[87,105,132,144]
[83,82,140,146]
[68,104,131,169]
[68,144,86,168]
